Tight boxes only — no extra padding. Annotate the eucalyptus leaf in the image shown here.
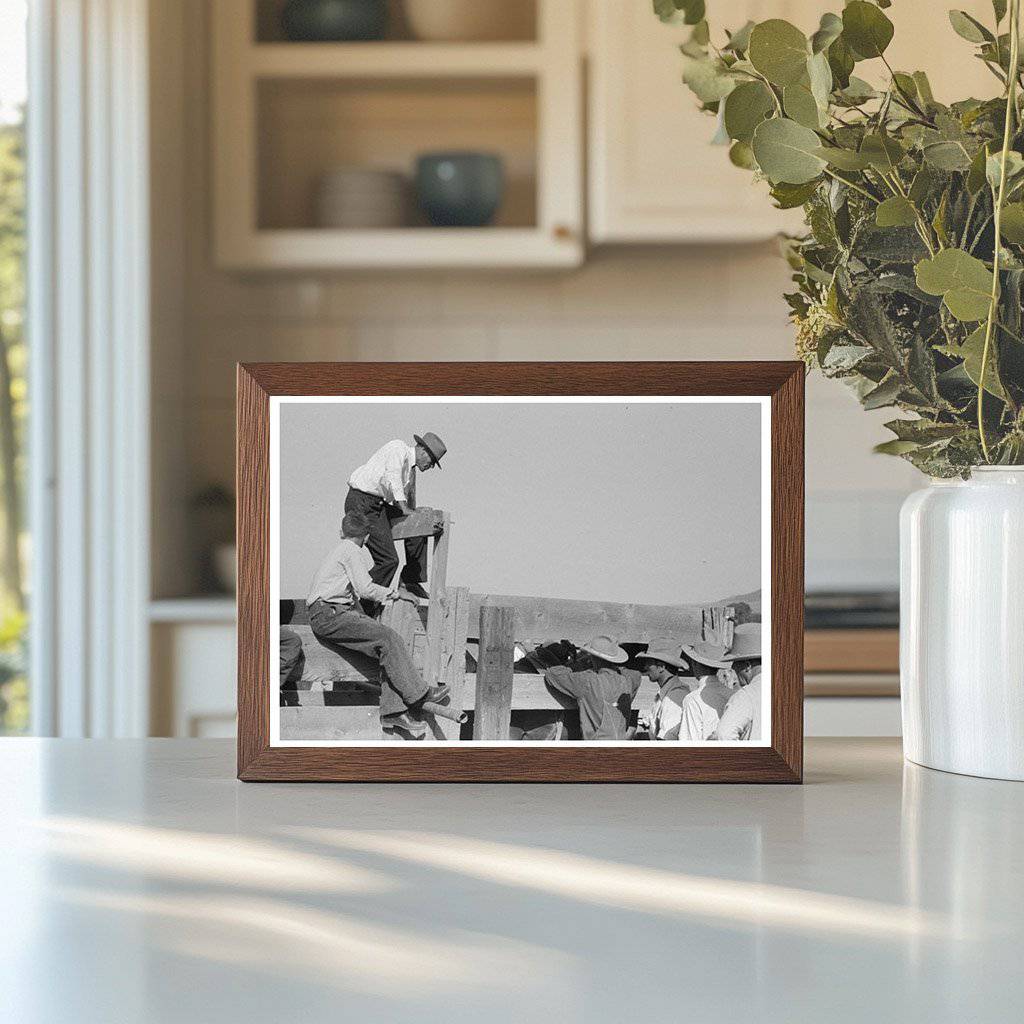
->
[827,35,855,89]
[748,19,810,87]
[958,324,1007,398]
[836,76,877,104]
[915,249,994,321]
[860,133,905,172]
[815,146,872,170]
[999,202,1024,242]
[681,54,737,103]
[923,141,973,171]
[723,81,775,143]
[874,439,921,455]
[783,83,822,129]
[770,179,821,209]
[842,1,895,60]
[752,117,827,184]
[728,140,758,169]
[948,10,993,44]
[810,12,843,54]
[724,20,755,53]
[875,196,918,228]
[807,51,833,111]
[986,150,1024,190]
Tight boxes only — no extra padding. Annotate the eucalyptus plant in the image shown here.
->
[659,0,1024,475]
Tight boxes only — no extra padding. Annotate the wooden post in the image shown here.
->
[473,605,515,740]
[423,512,451,686]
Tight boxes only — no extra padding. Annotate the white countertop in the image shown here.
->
[1,738,1021,1023]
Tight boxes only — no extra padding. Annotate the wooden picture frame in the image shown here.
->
[237,362,804,782]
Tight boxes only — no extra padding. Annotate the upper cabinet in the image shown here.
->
[586,0,1001,245]
[211,0,584,269]
[587,0,815,243]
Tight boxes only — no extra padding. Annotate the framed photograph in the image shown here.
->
[237,362,804,782]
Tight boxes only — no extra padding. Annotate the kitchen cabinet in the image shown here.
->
[212,0,583,269]
[587,0,999,244]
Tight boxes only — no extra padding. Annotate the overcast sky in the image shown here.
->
[277,399,762,605]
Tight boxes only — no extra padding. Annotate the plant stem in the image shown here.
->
[979,0,1021,462]
[821,167,879,203]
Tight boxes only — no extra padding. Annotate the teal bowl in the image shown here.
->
[415,152,505,227]
[281,0,387,42]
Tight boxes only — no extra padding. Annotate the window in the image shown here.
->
[0,0,28,734]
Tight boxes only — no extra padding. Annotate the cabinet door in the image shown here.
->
[588,1,1002,245]
[589,1,815,243]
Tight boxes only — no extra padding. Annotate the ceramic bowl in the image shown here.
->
[414,152,504,227]
[403,0,534,42]
[281,0,388,42]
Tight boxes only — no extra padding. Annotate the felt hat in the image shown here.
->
[636,637,689,670]
[680,639,732,670]
[724,622,762,662]
[414,431,447,467]
[580,635,629,664]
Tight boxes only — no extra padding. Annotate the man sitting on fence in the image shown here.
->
[307,510,449,738]
[636,638,694,740]
[345,431,447,600]
[543,635,641,740]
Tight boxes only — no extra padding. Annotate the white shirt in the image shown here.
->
[717,674,762,741]
[348,440,415,505]
[679,679,720,741]
[307,539,391,610]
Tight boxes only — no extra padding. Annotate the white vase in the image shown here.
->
[900,467,1024,780]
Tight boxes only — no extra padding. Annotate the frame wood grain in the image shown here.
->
[237,362,804,782]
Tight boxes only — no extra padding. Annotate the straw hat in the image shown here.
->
[636,637,689,670]
[580,635,628,664]
[414,432,447,467]
[724,622,762,662]
[680,639,732,670]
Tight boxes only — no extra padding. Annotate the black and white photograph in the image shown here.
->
[270,396,770,745]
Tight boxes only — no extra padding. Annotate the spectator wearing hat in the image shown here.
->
[677,638,736,741]
[636,638,694,740]
[716,623,763,741]
[543,636,642,740]
[345,431,447,600]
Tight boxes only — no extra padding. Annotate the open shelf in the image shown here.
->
[213,0,581,268]
[254,0,538,45]
[249,42,544,77]
[257,76,537,232]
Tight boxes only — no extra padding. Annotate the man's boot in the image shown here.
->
[381,710,427,739]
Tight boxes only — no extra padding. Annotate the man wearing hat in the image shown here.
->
[677,637,738,741]
[542,636,642,740]
[636,638,694,740]
[716,623,763,740]
[345,432,447,600]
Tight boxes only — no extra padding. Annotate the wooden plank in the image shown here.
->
[473,606,516,740]
[390,507,445,540]
[468,593,710,644]
[429,585,470,740]
[804,629,899,674]
[423,512,451,687]
[291,672,662,714]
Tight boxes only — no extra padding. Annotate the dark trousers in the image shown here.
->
[345,487,427,588]
[308,601,427,717]
[280,627,305,707]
